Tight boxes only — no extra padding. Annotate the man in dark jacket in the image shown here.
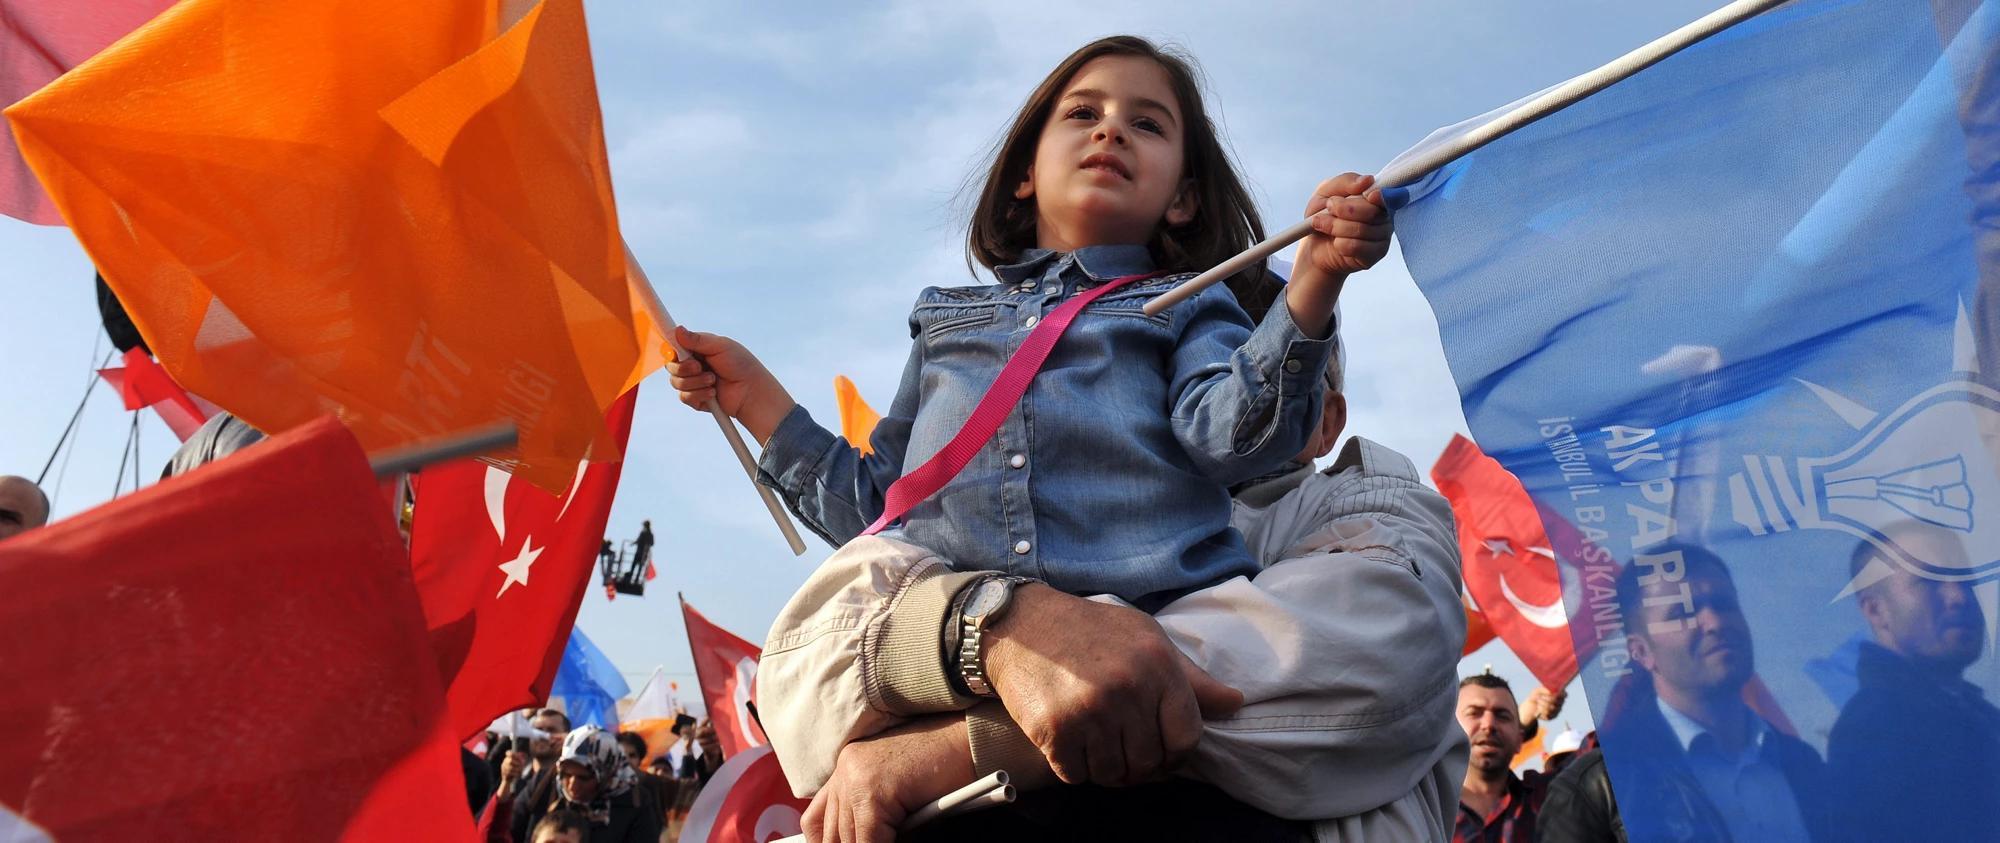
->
[1562,546,1829,843]
[1536,747,1624,843]
[1827,531,2000,842]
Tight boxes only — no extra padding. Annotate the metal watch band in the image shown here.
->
[958,575,1032,698]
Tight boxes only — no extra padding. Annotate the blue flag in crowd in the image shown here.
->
[1389,0,1998,839]
[551,626,629,729]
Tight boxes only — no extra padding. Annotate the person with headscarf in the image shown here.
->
[510,726,660,843]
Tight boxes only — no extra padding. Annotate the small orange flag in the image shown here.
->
[1463,596,1498,657]
[7,0,663,491]
[833,375,884,456]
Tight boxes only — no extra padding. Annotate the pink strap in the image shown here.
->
[861,272,1165,536]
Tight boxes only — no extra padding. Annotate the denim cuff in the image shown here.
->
[756,403,836,500]
[1248,295,1339,398]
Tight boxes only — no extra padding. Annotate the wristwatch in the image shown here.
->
[956,575,1034,697]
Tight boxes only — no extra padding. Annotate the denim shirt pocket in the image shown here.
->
[916,302,1003,341]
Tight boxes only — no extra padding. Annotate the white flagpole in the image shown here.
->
[624,243,810,556]
[1141,0,1791,318]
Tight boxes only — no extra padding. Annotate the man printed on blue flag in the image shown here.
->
[1384,0,2000,839]
[1827,523,2000,842]
[1598,547,1830,843]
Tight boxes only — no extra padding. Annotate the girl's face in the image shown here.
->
[1015,55,1195,254]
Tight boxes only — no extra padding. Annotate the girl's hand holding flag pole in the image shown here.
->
[625,243,810,556]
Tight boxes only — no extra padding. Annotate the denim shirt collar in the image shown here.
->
[994,244,1156,286]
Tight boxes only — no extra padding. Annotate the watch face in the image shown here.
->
[964,580,1008,618]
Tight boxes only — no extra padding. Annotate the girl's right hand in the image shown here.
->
[666,327,797,444]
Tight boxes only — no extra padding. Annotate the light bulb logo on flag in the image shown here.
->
[1728,301,2000,638]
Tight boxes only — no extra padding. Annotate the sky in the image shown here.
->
[0,0,1733,739]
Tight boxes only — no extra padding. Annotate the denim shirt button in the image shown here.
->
[1024,315,1039,329]
[1009,453,1026,469]
[1013,540,1031,555]
[1284,358,1303,373]
[1020,280,1037,291]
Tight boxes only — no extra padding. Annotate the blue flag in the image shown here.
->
[1390,0,1998,839]
[550,626,630,729]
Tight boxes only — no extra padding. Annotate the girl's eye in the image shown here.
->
[1067,106,1097,121]
[1134,117,1165,136]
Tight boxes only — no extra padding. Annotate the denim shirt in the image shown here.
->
[758,244,1336,605]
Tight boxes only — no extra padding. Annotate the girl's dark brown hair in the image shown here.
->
[965,36,1281,318]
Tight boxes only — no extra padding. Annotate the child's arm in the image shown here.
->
[1164,173,1390,487]
[667,326,915,545]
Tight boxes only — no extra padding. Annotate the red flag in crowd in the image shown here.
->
[678,746,809,843]
[1431,434,1579,689]
[682,598,769,758]
[410,389,639,741]
[96,348,213,441]
[0,417,473,842]
[0,0,178,225]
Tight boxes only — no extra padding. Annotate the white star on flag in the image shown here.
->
[495,538,543,599]
[1484,538,1514,557]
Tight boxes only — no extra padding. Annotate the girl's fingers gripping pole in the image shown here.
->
[624,244,810,556]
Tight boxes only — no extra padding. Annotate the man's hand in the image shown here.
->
[982,585,1242,787]
[496,750,527,799]
[1522,686,1568,723]
[802,716,972,843]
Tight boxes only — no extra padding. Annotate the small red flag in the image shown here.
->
[0,416,473,841]
[682,599,769,758]
[97,348,213,441]
[410,389,638,741]
[1431,434,1579,689]
[679,746,809,843]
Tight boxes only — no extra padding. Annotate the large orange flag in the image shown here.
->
[6,0,664,491]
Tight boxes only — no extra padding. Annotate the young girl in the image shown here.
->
[668,34,1389,813]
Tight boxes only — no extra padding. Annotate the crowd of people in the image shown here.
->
[465,708,728,843]
[1452,534,2000,843]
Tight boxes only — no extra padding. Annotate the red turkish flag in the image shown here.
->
[410,389,637,741]
[0,416,473,842]
[1431,434,1578,689]
[679,746,809,843]
[682,598,769,758]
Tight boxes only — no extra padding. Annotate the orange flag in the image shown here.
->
[1462,596,1498,657]
[833,375,883,455]
[6,0,664,491]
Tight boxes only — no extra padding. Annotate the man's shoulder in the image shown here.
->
[1325,436,1424,484]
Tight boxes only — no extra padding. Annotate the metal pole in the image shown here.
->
[366,421,518,478]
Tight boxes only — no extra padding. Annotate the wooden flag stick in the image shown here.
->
[1140,0,1789,318]
[624,243,809,556]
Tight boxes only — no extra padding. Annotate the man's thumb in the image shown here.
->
[1177,653,1244,719]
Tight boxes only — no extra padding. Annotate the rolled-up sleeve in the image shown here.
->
[1167,285,1336,488]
